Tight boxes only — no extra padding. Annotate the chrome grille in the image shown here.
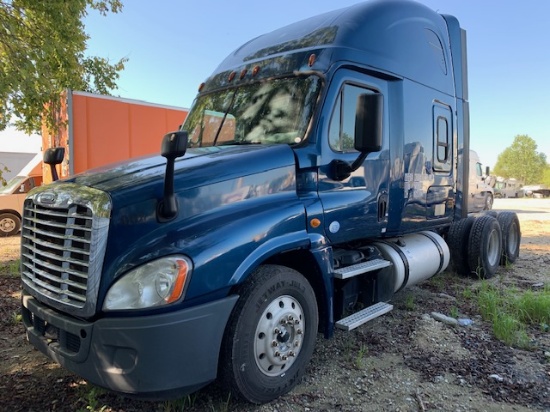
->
[20,184,111,317]
[21,203,92,307]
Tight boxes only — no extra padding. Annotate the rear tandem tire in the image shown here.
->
[496,211,521,265]
[467,215,502,279]
[219,264,318,404]
[447,216,476,276]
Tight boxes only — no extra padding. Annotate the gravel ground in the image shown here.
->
[0,198,549,411]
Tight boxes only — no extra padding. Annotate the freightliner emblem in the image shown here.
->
[37,192,56,205]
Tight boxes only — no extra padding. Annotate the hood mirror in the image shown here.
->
[158,131,188,221]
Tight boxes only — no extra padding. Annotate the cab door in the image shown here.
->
[317,71,390,244]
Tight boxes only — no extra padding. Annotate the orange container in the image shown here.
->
[42,90,188,183]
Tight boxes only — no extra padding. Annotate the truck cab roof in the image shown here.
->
[204,0,461,98]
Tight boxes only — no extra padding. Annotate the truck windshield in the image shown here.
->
[183,75,321,147]
[1,176,26,194]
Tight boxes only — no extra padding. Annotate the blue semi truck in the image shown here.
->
[20,0,521,404]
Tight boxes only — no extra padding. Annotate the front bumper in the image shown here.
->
[22,293,238,398]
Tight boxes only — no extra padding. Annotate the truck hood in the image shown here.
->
[67,144,297,195]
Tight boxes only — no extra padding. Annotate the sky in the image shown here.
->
[2,0,549,171]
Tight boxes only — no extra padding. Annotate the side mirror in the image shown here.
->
[158,131,188,221]
[161,130,188,159]
[355,93,383,153]
[43,147,65,181]
[330,93,384,181]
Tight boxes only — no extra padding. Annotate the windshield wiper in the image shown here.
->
[216,140,259,146]
[212,90,238,146]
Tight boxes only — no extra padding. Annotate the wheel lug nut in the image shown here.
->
[296,329,303,335]
[289,351,295,357]
[274,351,281,357]
[274,328,280,334]
[294,340,300,347]
[271,340,278,347]
[294,319,300,325]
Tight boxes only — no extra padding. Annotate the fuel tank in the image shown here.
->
[373,231,450,292]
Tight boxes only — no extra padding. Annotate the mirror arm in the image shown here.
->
[330,151,369,181]
[351,152,368,172]
[157,131,188,222]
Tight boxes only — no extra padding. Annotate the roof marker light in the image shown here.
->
[308,54,316,67]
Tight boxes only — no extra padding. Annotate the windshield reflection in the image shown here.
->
[1,176,26,194]
[183,76,321,147]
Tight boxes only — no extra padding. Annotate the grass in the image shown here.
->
[163,393,199,411]
[10,311,22,325]
[0,258,20,277]
[476,282,550,348]
[404,294,416,311]
[449,306,459,319]
[77,386,108,412]
[354,343,368,369]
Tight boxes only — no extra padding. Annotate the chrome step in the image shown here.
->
[333,258,391,279]
[335,302,393,331]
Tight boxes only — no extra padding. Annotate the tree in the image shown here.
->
[0,0,127,134]
[493,135,547,184]
[542,165,550,187]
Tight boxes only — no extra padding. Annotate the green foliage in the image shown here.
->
[163,393,200,411]
[78,385,108,412]
[541,165,550,187]
[493,135,547,184]
[404,294,416,311]
[476,282,550,349]
[0,259,20,278]
[449,306,459,319]
[0,163,9,186]
[354,343,368,369]
[0,0,127,134]
[515,288,550,325]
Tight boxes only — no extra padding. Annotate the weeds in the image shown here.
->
[461,287,474,300]
[10,311,22,325]
[0,259,20,277]
[77,386,107,412]
[428,275,445,289]
[515,288,550,325]
[163,393,199,411]
[354,343,368,369]
[215,392,232,412]
[476,282,550,348]
[449,306,459,319]
[404,294,415,311]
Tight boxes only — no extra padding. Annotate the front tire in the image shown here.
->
[220,264,318,404]
[484,193,494,210]
[0,213,21,236]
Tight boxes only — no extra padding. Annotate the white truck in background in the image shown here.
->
[468,150,495,212]
[494,177,524,198]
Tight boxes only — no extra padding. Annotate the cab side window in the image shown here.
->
[329,84,376,152]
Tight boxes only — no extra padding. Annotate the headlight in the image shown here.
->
[103,256,192,311]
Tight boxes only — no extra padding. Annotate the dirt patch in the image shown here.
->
[1,199,549,411]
